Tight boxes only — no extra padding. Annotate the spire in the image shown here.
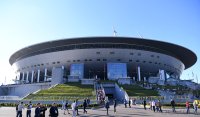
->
[113,26,117,36]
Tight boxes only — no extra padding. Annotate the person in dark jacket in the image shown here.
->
[113,99,117,113]
[40,104,47,117]
[143,99,147,110]
[83,99,87,114]
[170,99,176,112]
[105,101,110,115]
[49,103,59,117]
[35,103,41,117]
[128,99,131,108]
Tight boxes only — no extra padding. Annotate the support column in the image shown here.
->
[137,66,141,81]
[17,72,20,81]
[22,72,25,82]
[37,69,40,83]
[26,71,29,83]
[31,70,34,83]
[44,68,47,82]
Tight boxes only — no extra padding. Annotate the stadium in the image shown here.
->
[0,36,197,101]
[9,36,196,82]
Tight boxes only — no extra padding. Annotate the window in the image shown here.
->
[129,59,132,62]
[157,56,160,58]
[136,60,140,62]
[155,62,157,64]
[103,59,107,61]
[130,53,134,55]
[149,61,152,64]
[57,61,60,64]
[138,53,141,56]
[52,62,56,64]
[151,55,154,57]
[96,52,100,54]
[84,59,88,62]
[89,59,92,61]
[143,61,146,63]
[97,59,100,61]
[67,60,71,62]
[73,60,76,62]
[77,60,80,62]
[41,64,44,66]
[117,59,121,61]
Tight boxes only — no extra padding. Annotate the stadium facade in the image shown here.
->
[9,36,196,84]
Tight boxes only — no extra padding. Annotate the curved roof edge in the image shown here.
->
[9,36,197,69]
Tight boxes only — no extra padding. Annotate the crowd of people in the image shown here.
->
[14,98,199,117]
[15,98,91,117]
[97,89,105,103]
[148,100,162,112]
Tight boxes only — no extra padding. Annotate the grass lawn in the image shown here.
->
[24,82,96,101]
[120,85,159,96]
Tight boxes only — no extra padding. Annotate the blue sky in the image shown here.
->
[0,0,199,84]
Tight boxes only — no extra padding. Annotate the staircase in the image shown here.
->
[95,83,106,102]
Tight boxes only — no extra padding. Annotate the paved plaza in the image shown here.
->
[0,104,199,117]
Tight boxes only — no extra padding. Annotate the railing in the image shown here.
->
[0,96,21,100]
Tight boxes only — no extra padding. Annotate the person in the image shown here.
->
[34,103,40,117]
[86,97,90,106]
[64,100,70,115]
[49,103,59,117]
[151,100,156,112]
[113,99,117,113]
[124,99,127,108]
[71,100,76,117]
[156,101,159,112]
[16,102,19,116]
[105,101,110,115]
[133,98,136,105]
[83,99,87,114]
[40,104,47,117]
[157,100,162,112]
[17,101,24,117]
[75,99,79,115]
[149,101,152,110]
[128,99,131,108]
[186,101,190,114]
[143,99,146,110]
[171,99,176,112]
[61,100,66,114]
[193,100,198,114]
[26,101,32,117]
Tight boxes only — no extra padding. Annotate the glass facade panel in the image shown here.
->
[107,63,127,80]
[70,63,84,79]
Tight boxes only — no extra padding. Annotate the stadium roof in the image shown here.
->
[9,36,197,69]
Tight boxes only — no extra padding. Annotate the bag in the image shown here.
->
[16,105,18,111]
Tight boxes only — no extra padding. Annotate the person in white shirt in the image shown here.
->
[151,100,156,112]
[26,101,32,117]
[71,101,76,117]
[17,102,24,117]
[61,100,66,115]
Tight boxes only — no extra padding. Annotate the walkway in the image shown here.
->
[0,104,199,117]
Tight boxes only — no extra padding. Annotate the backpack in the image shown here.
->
[16,104,18,111]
